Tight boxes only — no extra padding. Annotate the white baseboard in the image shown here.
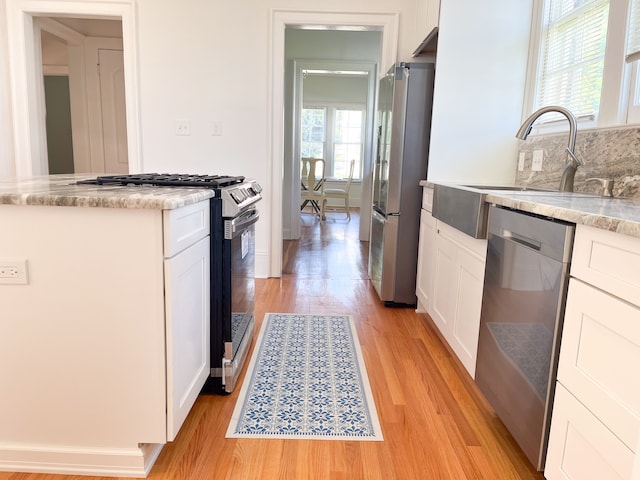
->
[0,442,163,478]
[256,250,270,278]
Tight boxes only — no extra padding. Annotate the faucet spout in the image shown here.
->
[516,106,581,192]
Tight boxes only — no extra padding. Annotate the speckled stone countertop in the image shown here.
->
[420,180,640,239]
[0,174,215,210]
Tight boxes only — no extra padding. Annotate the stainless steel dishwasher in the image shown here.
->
[475,205,574,471]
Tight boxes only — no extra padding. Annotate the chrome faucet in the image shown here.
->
[516,106,583,192]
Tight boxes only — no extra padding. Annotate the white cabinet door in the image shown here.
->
[430,221,487,377]
[416,208,437,313]
[431,224,458,336]
[546,225,640,478]
[164,235,210,441]
[545,384,634,480]
[557,278,640,452]
[450,245,485,376]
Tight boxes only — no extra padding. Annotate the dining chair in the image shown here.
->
[300,157,326,218]
[321,159,355,220]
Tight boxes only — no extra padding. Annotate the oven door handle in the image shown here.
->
[225,208,259,239]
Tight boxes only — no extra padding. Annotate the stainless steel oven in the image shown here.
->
[211,185,261,393]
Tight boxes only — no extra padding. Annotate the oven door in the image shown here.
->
[222,207,259,392]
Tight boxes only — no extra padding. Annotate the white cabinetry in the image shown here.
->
[0,199,210,477]
[163,201,210,441]
[416,187,436,313]
[430,219,487,377]
[545,225,640,480]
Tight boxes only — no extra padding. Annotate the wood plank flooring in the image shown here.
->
[0,210,544,480]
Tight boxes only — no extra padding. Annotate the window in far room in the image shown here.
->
[526,0,640,128]
[301,107,326,159]
[301,106,364,180]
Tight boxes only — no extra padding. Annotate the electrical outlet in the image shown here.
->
[518,152,525,172]
[0,259,28,285]
[175,120,191,136]
[532,150,544,171]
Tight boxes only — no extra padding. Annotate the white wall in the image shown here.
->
[131,0,419,277]
[3,0,513,278]
[303,75,369,105]
[427,0,533,185]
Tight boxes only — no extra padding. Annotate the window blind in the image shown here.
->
[627,0,640,62]
[536,0,609,119]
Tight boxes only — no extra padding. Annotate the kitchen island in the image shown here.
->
[0,175,214,477]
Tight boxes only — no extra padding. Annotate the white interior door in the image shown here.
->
[98,48,129,174]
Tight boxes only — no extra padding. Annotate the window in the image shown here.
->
[528,0,640,127]
[301,106,364,180]
[301,108,326,159]
[333,109,362,179]
[627,0,640,122]
[536,0,609,120]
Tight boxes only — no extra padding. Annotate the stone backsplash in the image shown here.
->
[515,126,640,198]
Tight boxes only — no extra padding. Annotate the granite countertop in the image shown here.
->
[0,174,215,210]
[420,180,640,239]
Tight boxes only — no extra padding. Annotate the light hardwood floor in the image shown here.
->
[0,210,544,480]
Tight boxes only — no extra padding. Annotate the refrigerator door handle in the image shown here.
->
[372,208,386,221]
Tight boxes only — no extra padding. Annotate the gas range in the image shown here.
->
[80,173,246,188]
[79,173,262,218]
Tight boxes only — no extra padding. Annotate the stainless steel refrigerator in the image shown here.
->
[369,62,435,306]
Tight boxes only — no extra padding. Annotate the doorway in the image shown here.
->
[38,17,127,175]
[269,10,398,278]
[280,26,384,275]
[4,0,140,177]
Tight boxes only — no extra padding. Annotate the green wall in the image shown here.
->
[44,75,74,174]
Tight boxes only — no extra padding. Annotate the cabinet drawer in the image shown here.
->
[422,186,434,213]
[559,278,640,452]
[546,383,634,480]
[163,201,210,258]
[572,225,640,308]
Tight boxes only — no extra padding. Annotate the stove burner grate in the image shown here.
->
[85,173,246,188]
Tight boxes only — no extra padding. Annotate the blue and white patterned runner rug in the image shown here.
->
[226,313,383,441]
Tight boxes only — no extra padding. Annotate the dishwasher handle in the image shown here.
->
[488,206,575,262]
[502,229,542,251]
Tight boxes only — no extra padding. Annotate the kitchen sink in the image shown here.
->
[432,183,603,239]
[432,184,495,238]
[432,183,558,239]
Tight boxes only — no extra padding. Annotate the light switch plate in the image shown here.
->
[532,150,544,171]
[518,152,525,172]
[175,120,191,136]
[210,121,222,136]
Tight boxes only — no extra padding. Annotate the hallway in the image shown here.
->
[0,210,543,480]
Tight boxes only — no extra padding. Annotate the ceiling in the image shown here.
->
[49,17,122,38]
